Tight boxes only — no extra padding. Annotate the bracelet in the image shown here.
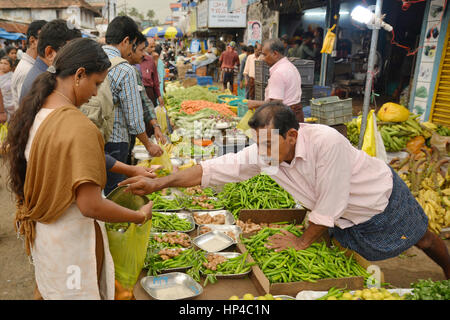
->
[153,123,161,128]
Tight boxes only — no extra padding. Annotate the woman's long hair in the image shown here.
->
[2,38,111,203]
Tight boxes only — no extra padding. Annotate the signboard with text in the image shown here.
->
[209,0,247,28]
[197,0,208,29]
[227,0,259,12]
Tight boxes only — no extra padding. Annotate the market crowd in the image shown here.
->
[0,15,449,301]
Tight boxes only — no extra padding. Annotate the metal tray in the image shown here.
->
[192,231,235,252]
[200,252,251,279]
[149,232,192,249]
[197,224,242,244]
[186,197,224,211]
[151,195,184,212]
[141,272,203,300]
[192,210,235,225]
[151,212,195,233]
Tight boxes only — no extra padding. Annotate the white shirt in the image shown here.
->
[11,52,35,110]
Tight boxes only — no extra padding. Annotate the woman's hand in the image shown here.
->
[138,201,153,224]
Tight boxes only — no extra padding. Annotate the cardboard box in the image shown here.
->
[236,209,383,296]
[196,66,207,76]
[182,77,197,88]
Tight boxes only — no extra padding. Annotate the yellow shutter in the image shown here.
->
[430,25,450,126]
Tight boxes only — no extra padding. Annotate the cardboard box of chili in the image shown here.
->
[236,209,384,297]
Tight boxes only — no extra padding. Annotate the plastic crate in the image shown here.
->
[302,85,313,103]
[289,58,315,86]
[313,85,332,98]
[310,96,353,125]
[255,81,266,101]
[197,76,213,86]
[255,60,269,83]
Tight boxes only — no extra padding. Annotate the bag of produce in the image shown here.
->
[377,102,410,122]
[107,221,152,299]
[236,110,255,138]
[156,106,168,134]
[150,143,173,173]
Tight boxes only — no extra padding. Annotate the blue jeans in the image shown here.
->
[104,142,129,196]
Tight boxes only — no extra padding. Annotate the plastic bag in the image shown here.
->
[359,110,387,161]
[236,109,255,138]
[156,106,168,134]
[150,143,173,173]
[321,24,336,54]
[107,221,152,299]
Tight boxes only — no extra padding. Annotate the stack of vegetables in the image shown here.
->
[390,144,450,234]
[242,225,372,284]
[345,102,425,152]
[217,174,298,219]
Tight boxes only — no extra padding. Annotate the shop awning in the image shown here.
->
[0,20,28,34]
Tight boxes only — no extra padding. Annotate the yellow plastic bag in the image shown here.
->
[357,110,387,161]
[236,110,255,138]
[377,102,410,122]
[156,106,168,134]
[106,221,152,298]
[150,143,173,173]
[321,24,336,54]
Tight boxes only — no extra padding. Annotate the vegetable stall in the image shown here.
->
[122,83,450,300]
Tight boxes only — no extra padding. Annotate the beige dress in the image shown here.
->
[25,108,115,300]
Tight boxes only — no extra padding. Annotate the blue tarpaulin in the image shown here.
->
[0,28,26,41]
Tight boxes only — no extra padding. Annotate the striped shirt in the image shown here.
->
[103,45,146,144]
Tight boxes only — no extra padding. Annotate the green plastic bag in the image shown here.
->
[106,221,152,291]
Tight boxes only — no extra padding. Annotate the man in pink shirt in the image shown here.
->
[119,103,450,279]
[248,39,304,122]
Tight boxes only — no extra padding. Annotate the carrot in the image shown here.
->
[180,100,237,117]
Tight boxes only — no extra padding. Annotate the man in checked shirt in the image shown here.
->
[102,16,163,195]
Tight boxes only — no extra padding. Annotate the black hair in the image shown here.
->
[6,46,17,54]
[247,45,254,54]
[0,56,14,69]
[264,39,285,56]
[154,44,162,56]
[37,19,81,58]
[252,22,261,29]
[248,102,299,138]
[26,20,47,46]
[303,32,314,40]
[105,16,140,45]
[5,38,111,201]
[241,45,248,52]
[135,32,147,46]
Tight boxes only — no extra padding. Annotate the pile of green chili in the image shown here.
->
[217,174,298,219]
[241,225,372,283]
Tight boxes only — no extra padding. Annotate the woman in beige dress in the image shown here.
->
[3,38,153,300]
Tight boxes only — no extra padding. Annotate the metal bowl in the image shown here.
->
[106,185,149,211]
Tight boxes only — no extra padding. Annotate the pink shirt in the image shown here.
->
[200,123,393,229]
[265,57,302,106]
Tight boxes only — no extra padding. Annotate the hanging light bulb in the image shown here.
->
[351,5,374,24]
